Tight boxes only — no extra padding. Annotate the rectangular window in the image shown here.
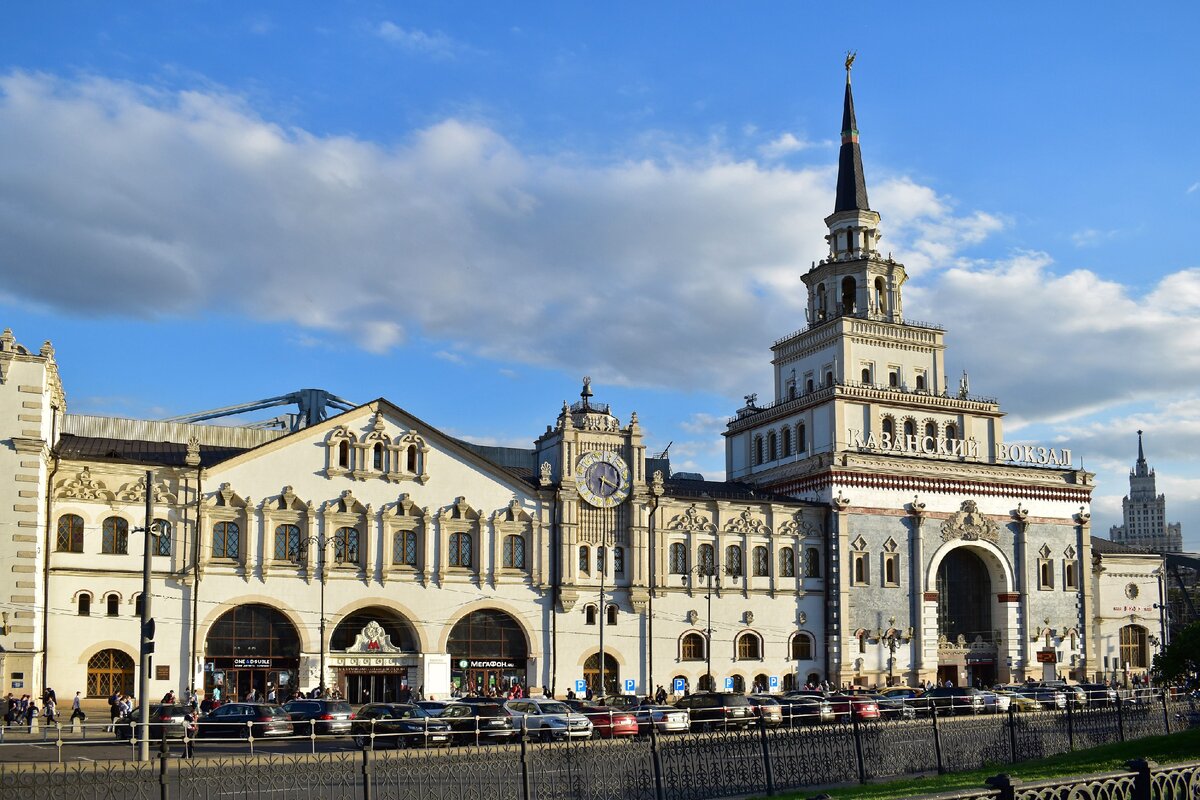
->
[883,553,900,587]
[393,530,418,566]
[852,553,869,586]
[1063,561,1077,591]
[1037,558,1054,590]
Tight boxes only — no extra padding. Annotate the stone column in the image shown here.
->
[1011,503,1030,682]
[830,491,851,686]
[907,495,927,685]
[1076,506,1093,682]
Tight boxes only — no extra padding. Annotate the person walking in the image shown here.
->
[70,691,86,726]
[44,695,58,727]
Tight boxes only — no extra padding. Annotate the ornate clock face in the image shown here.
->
[576,450,632,508]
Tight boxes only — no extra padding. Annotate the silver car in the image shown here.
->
[505,698,593,741]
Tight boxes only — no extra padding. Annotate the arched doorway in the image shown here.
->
[205,603,300,702]
[330,606,420,704]
[87,649,134,698]
[583,652,619,696]
[448,609,528,696]
[936,548,995,686]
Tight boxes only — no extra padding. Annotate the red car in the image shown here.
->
[825,694,880,722]
[562,700,639,738]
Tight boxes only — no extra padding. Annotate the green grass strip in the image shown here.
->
[771,727,1200,800]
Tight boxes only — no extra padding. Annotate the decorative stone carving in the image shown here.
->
[743,610,754,625]
[798,611,807,625]
[908,494,927,519]
[668,504,715,533]
[117,474,174,504]
[725,509,770,535]
[687,610,699,625]
[345,620,403,653]
[777,512,820,539]
[939,500,1000,544]
[832,491,851,511]
[57,467,112,500]
[185,437,201,467]
[539,461,553,487]
[650,469,665,496]
[1012,502,1029,524]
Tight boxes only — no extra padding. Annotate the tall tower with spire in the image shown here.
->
[1109,431,1183,552]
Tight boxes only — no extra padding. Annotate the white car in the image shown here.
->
[504,698,594,741]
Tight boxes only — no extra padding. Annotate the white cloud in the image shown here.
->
[1188,181,1199,194]
[1071,227,1120,247]
[759,132,824,159]
[376,21,462,58]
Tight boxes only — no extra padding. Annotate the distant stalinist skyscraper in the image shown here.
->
[1109,431,1183,553]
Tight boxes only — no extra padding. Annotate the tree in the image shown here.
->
[1152,620,1200,685]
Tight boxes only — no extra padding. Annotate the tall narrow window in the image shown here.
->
[669,543,687,574]
[585,605,597,626]
[407,446,418,473]
[1063,561,1077,590]
[134,593,144,617]
[102,517,129,555]
[274,524,301,561]
[606,605,618,626]
[889,371,899,388]
[915,374,926,391]
[597,546,606,574]
[1038,558,1054,590]
[153,519,172,556]
[333,527,360,564]
[213,521,239,559]
[752,546,768,577]
[449,532,473,568]
[903,419,916,437]
[373,442,383,470]
[754,437,764,466]
[798,423,807,452]
[852,553,868,585]
[804,547,821,578]
[726,545,743,576]
[946,423,958,440]
[782,427,792,456]
[767,432,777,461]
[883,553,899,586]
[579,545,590,574]
[780,547,795,577]
[57,514,84,552]
[924,422,937,440]
[106,594,119,617]
[503,535,526,569]
[78,594,91,616]
[338,440,350,468]
[613,546,625,575]
[882,417,894,437]
[393,530,418,566]
[862,367,871,384]
[698,543,715,576]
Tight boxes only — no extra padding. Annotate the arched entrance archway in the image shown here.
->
[448,609,528,696]
[204,603,300,702]
[583,652,619,697]
[330,606,420,703]
[935,548,996,687]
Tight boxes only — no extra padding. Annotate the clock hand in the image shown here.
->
[598,475,617,489]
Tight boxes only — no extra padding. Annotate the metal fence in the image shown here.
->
[1,692,1196,800]
[903,758,1200,800]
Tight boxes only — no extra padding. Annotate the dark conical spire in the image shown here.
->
[834,54,870,213]
[1135,429,1147,473]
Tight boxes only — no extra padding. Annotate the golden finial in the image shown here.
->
[845,51,857,81]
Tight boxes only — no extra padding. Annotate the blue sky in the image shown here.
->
[1,3,1198,548]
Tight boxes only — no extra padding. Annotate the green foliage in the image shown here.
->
[1153,621,1200,683]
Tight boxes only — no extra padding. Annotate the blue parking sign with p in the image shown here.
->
[673,677,685,693]
[769,675,779,689]
[624,678,635,693]
[724,677,734,691]
[575,679,587,694]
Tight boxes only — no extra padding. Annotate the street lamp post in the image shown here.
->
[682,558,738,692]
[133,470,168,762]
[289,534,347,697]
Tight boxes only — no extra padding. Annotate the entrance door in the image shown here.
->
[936,665,959,687]
[346,673,408,704]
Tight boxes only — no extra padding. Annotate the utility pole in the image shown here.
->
[137,469,155,762]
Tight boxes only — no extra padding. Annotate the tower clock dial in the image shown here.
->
[576,450,632,508]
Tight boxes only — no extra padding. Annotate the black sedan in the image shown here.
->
[281,699,354,736]
[196,703,294,739]
[351,703,452,748]
[437,702,517,745]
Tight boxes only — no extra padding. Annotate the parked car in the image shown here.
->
[673,692,755,732]
[746,695,785,727]
[994,689,1041,713]
[825,694,881,722]
[1038,682,1087,707]
[923,687,985,715]
[593,694,641,710]
[505,698,593,741]
[281,699,354,736]
[877,687,932,716]
[628,703,690,735]
[114,704,195,740]
[1077,683,1118,706]
[351,703,452,748]
[414,700,453,716]
[976,689,1010,714]
[777,694,836,725]
[435,702,517,745]
[197,703,294,739]
[1015,686,1067,710]
[561,699,639,738]
[857,692,916,720]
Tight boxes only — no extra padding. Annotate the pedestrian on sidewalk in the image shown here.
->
[70,691,86,725]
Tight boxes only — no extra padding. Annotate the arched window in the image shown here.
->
[333,527,360,564]
[606,604,618,626]
[779,547,796,577]
[274,524,301,561]
[503,535,526,569]
[924,422,937,440]
[613,546,625,575]
[767,432,777,461]
[782,673,796,692]
[881,417,894,437]
[449,532,472,568]
[338,439,350,468]
[884,555,897,585]
[945,423,958,440]
[597,546,606,574]
[57,514,84,552]
[915,374,926,391]
[804,547,821,578]
[782,427,792,456]
[407,446,418,473]
[816,283,827,319]
[841,276,856,314]
[726,545,743,576]
[1119,624,1148,668]
[373,442,383,470]
[681,632,706,661]
[889,370,899,388]
[86,649,134,698]
[584,604,597,626]
[791,633,814,661]
[213,521,239,559]
[874,276,887,313]
[903,419,916,437]
[754,437,764,466]
[698,544,715,575]
[578,545,590,574]
[77,593,91,616]
[736,632,762,661]
[669,543,687,574]
[853,553,868,585]
[805,377,814,393]
[102,517,128,555]
[752,546,768,577]
[106,593,120,617]
[798,423,807,452]
[731,674,747,693]
[393,530,418,566]
[824,370,833,386]
[153,519,172,556]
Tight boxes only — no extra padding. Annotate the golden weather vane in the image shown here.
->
[845,51,857,73]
